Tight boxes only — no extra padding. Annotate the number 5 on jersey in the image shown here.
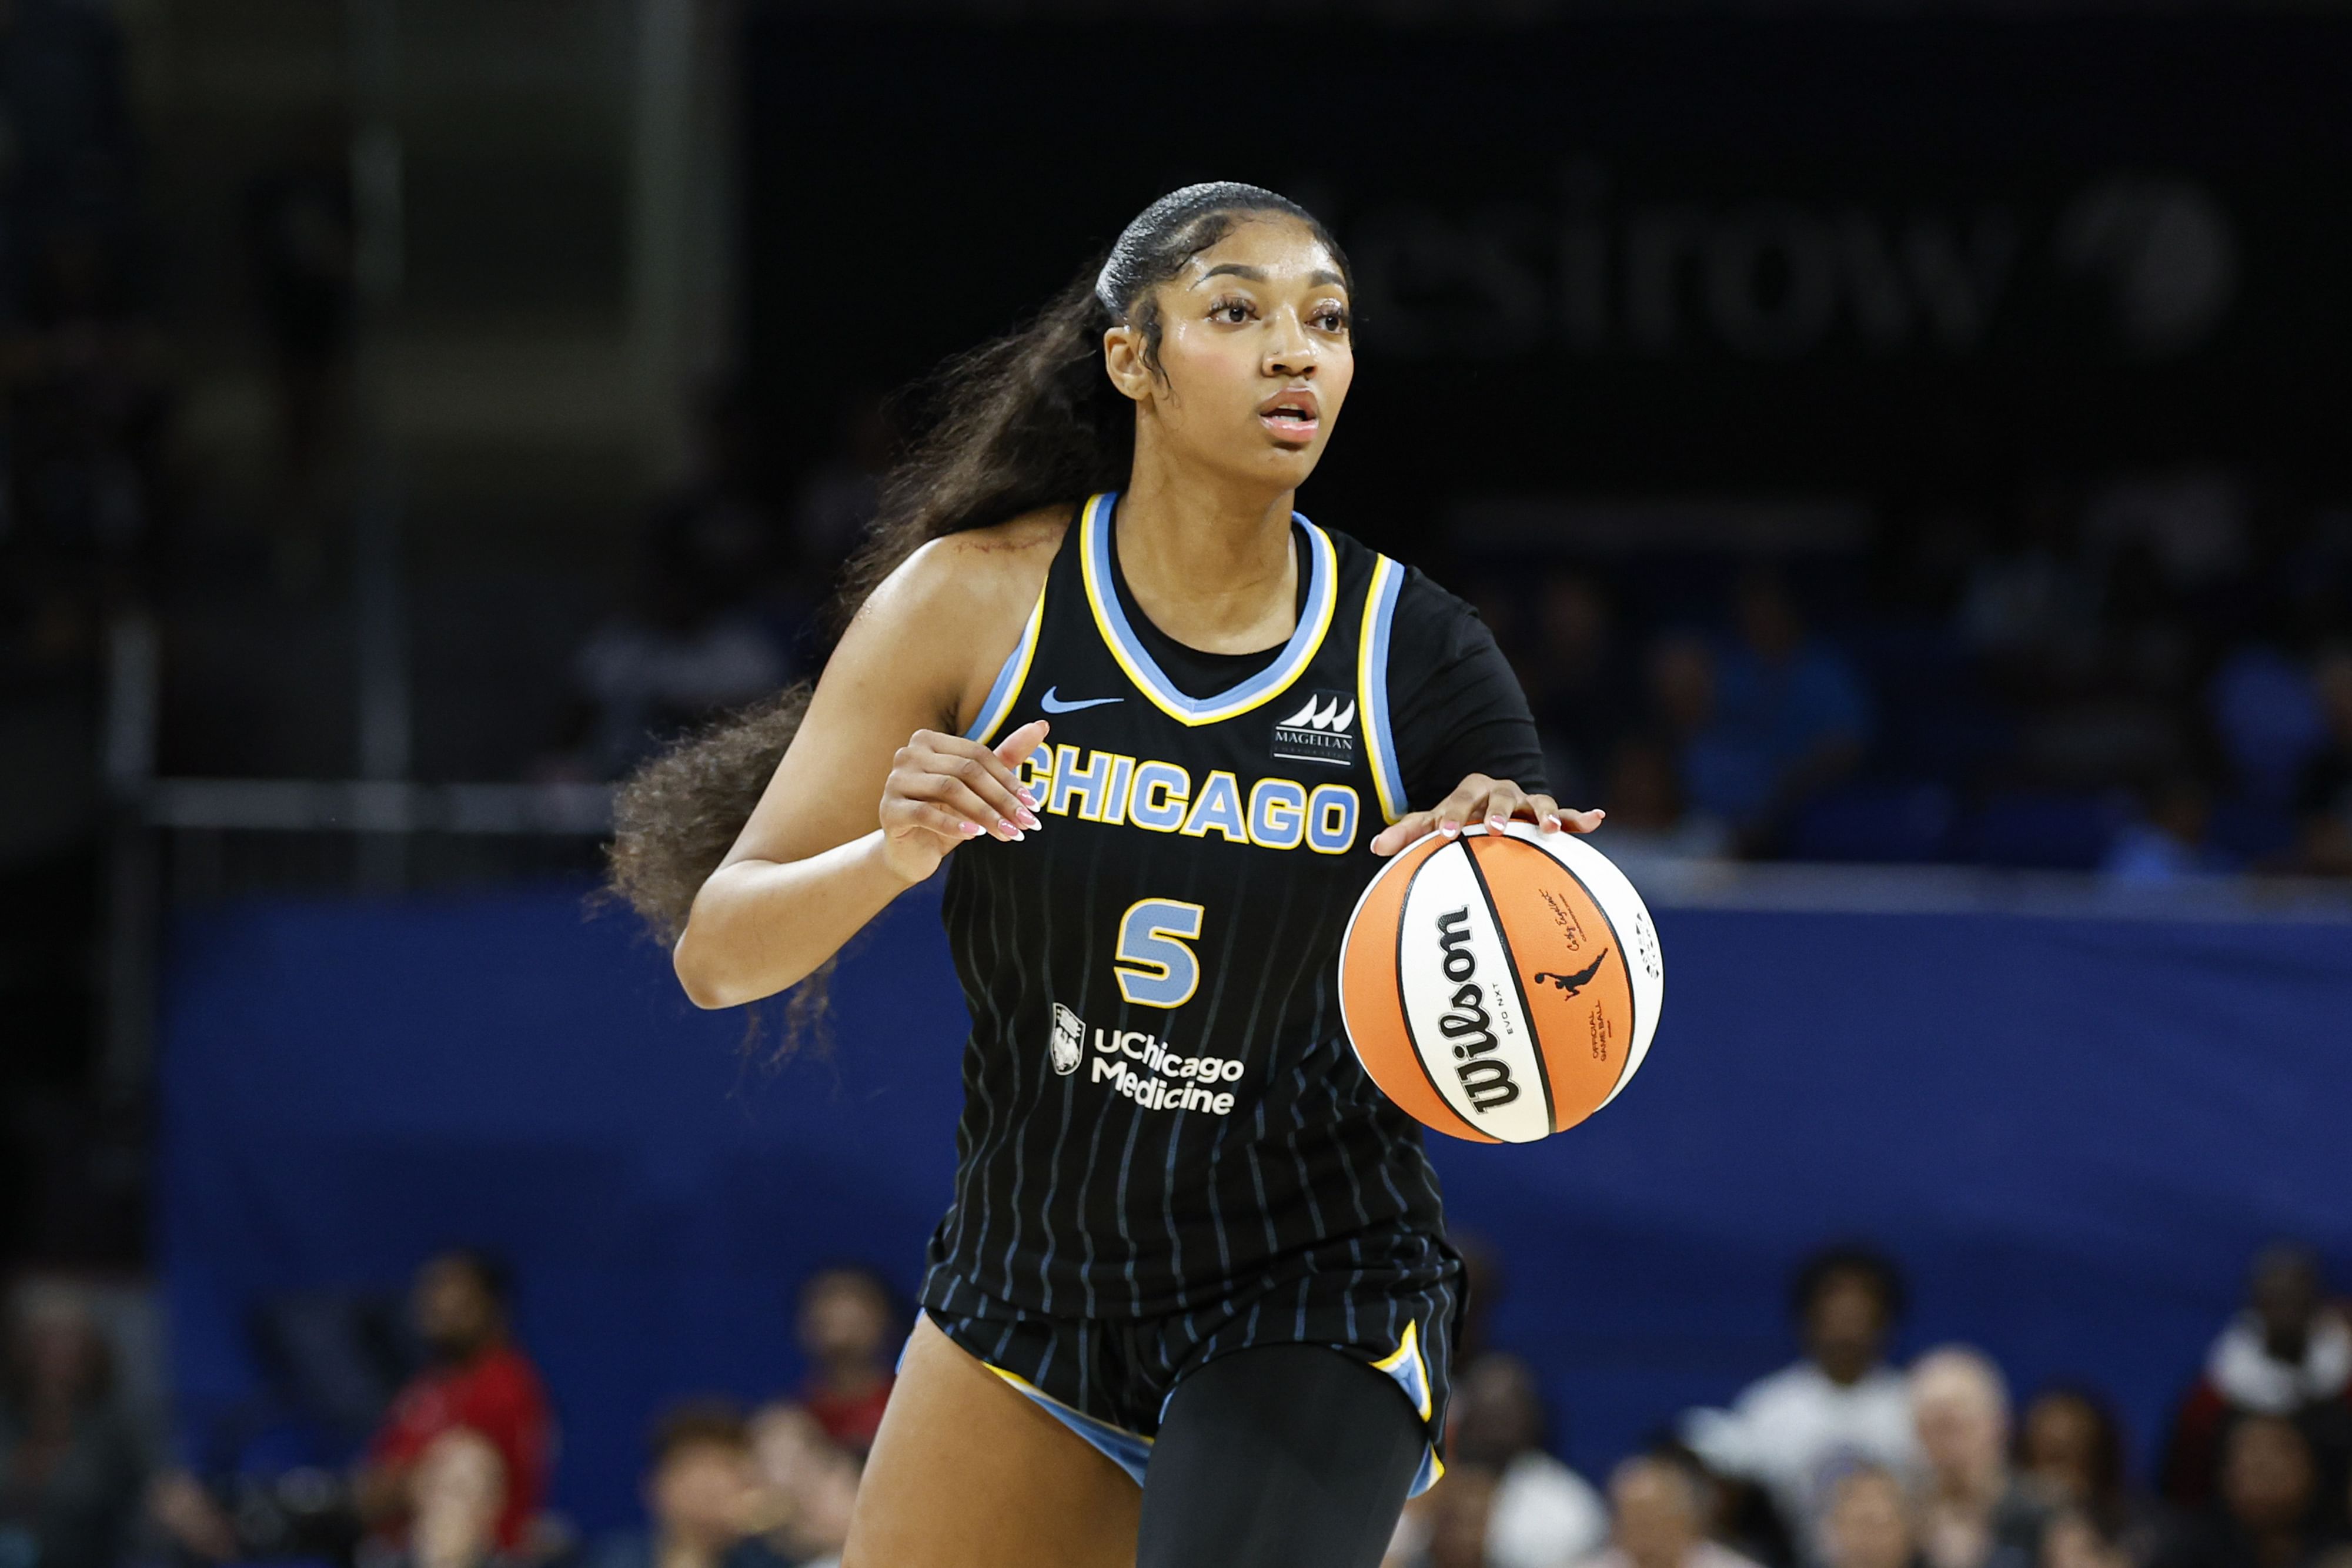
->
[1114,899,1205,1008]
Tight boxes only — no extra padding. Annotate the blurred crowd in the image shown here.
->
[1468,473,2352,882]
[1380,1243,2352,1568]
[5,1242,2348,1568]
[0,1253,891,1568]
[553,405,2352,888]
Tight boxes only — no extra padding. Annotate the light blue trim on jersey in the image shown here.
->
[963,580,1048,744]
[1079,491,1339,728]
[1357,554,1408,824]
[1369,1319,1446,1496]
[896,1325,1154,1487]
[988,1363,1155,1487]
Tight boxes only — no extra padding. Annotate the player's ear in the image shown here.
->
[1103,325,1151,402]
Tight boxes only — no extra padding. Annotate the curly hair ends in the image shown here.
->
[606,682,812,946]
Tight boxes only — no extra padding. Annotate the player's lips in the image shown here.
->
[1257,387,1319,441]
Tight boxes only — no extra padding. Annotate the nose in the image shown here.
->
[1262,307,1317,379]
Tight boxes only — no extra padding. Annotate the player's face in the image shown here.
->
[1122,216,1354,492]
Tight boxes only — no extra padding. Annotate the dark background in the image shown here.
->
[744,16,2352,536]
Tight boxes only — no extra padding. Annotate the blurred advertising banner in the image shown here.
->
[744,16,2351,527]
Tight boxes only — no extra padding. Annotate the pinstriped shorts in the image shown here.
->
[918,1262,1458,1496]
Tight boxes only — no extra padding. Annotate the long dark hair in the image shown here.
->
[607,182,1352,954]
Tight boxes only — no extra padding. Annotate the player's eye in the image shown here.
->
[1310,303,1351,333]
[1207,295,1257,325]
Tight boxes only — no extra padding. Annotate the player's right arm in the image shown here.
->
[670,515,1061,1010]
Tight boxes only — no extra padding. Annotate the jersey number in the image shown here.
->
[1114,899,1204,1009]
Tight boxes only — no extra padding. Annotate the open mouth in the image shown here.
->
[1258,390,1320,439]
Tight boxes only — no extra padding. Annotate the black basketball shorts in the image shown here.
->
[916,1265,1459,1495]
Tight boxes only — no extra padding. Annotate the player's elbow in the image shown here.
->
[671,922,746,1010]
[671,915,804,1010]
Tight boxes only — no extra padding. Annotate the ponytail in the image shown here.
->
[605,183,1352,964]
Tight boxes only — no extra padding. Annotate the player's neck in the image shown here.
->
[1114,461,1299,656]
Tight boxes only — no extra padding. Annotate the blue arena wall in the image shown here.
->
[157,878,2352,1532]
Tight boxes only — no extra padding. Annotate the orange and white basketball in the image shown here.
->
[1338,824,1665,1144]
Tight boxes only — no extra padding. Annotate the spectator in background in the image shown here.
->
[2206,646,2324,813]
[557,381,794,780]
[2044,1510,2136,1568]
[2164,1248,2351,1512]
[402,1428,509,1568]
[1958,489,2099,674]
[1910,1347,2050,1568]
[1822,1468,1924,1568]
[2293,650,2352,876]
[1392,1463,1504,1568]
[1390,1354,1607,1568]
[0,1283,149,1568]
[2104,775,2234,885]
[1525,574,1639,801]
[356,1251,553,1557]
[1679,572,1871,849]
[793,1267,897,1457]
[588,1402,787,1568]
[1582,1453,1765,1568]
[1684,1248,1917,1561]
[2161,1416,2328,1568]
[2020,1385,2169,1562]
[1598,736,1733,878]
[747,1402,856,1568]
[1457,1353,1611,1568]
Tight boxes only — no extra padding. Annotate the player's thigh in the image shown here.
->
[844,1312,1140,1568]
[1136,1343,1425,1568]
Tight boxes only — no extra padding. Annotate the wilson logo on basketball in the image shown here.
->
[1338,824,1666,1145]
[1433,908,1519,1112]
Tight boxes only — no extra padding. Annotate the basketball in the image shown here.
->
[1338,824,1665,1144]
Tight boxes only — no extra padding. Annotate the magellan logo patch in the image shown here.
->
[1272,690,1357,767]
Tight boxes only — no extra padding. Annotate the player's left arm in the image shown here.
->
[1367,572,1603,857]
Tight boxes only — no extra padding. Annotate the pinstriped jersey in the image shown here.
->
[920,491,1454,1323]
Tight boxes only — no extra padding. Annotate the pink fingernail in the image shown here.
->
[1541,814,1559,831]
[1438,821,1461,838]
[959,821,983,837]
[1016,808,1041,831]
[1486,814,1507,832]
[1017,789,1040,810]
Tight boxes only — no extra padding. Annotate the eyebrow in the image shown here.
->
[1192,263,1349,290]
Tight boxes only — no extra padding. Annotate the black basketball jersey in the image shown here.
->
[920,491,1456,1325]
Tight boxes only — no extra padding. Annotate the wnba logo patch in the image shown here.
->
[1050,1004,1084,1075]
[1272,690,1357,767]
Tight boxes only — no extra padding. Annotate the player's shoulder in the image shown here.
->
[1382,556,1494,666]
[853,504,1073,638]
[1303,521,1485,642]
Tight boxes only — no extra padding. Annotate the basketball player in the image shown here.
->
[614,184,1601,1567]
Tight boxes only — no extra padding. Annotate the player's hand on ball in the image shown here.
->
[1368,774,1603,857]
[879,718,1050,883]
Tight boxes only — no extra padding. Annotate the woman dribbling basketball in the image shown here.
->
[611,183,1602,1567]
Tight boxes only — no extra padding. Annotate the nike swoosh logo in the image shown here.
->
[1040,687,1123,714]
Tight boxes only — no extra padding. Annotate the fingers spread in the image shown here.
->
[1475,780,1531,833]
[1430,775,1491,837]
[1369,811,1435,857]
